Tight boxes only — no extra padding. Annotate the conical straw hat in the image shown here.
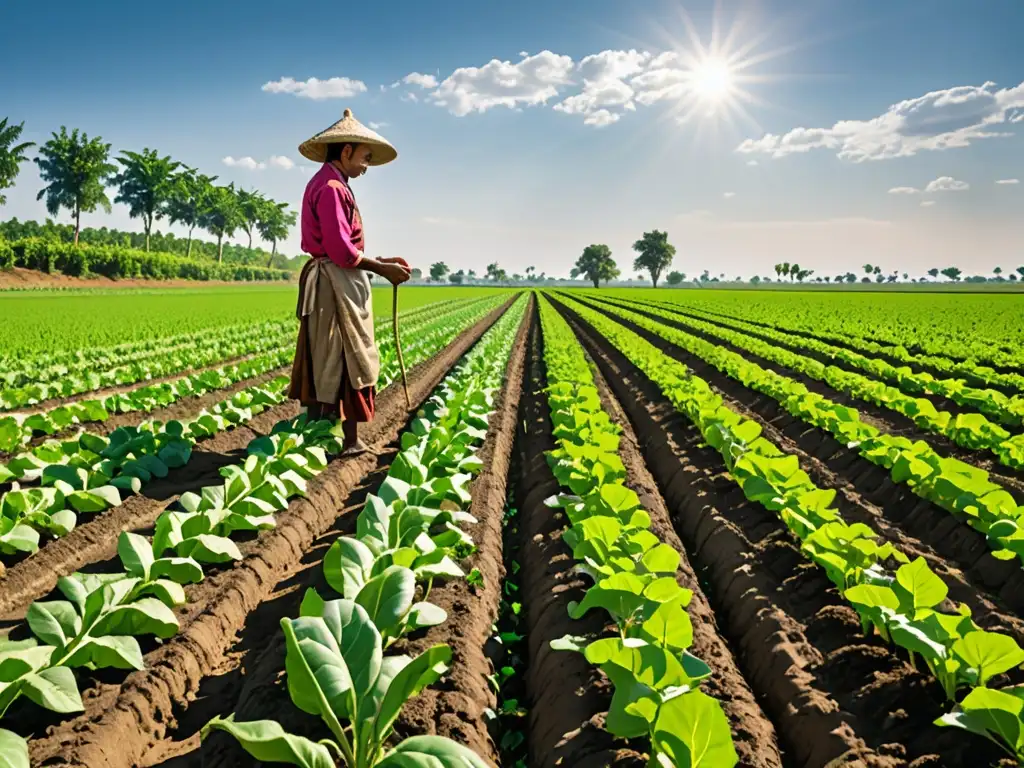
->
[299,108,398,165]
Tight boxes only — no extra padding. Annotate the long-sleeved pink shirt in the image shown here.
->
[300,163,365,268]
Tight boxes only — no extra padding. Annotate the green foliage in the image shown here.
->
[34,127,117,242]
[256,200,297,265]
[666,270,685,285]
[0,118,34,206]
[632,230,675,288]
[200,184,245,262]
[429,262,449,281]
[572,244,619,288]
[112,149,182,251]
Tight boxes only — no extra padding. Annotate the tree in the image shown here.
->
[468,269,477,279]
[0,118,35,206]
[902,273,908,281]
[940,266,962,282]
[750,275,762,285]
[166,167,217,259]
[449,270,464,285]
[873,266,882,275]
[112,148,181,251]
[779,262,790,280]
[430,262,450,282]
[235,188,266,249]
[863,263,873,275]
[789,263,800,281]
[200,184,243,262]
[994,266,1003,280]
[796,269,812,282]
[34,126,116,245]
[927,268,939,281]
[486,262,500,282]
[572,244,619,288]
[632,230,675,288]
[1018,266,1024,279]
[845,273,856,283]
[666,271,685,285]
[525,266,536,282]
[411,268,423,280]
[256,200,296,267]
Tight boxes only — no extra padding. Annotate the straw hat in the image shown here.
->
[298,108,398,165]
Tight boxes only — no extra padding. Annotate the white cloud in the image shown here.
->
[262,76,368,100]
[222,156,265,170]
[268,155,295,170]
[401,72,438,89]
[583,109,620,126]
[996,178,1020,185]
[553,49,649,124]
[924,175,969,192]
[723,191,736,198]
[368,121,389,130]
[736,80,1024,161]
[518,51,529,58]
[888,186,920,194]
[920,200,937,207]
[746,160,759,166]
[425,51,575,116]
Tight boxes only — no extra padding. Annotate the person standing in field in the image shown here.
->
[289,109,412,456]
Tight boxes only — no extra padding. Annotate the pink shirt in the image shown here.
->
[300,163,365,268]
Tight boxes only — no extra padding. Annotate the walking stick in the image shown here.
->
[392,283,411,410]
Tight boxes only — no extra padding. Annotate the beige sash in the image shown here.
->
[299,258,379,402]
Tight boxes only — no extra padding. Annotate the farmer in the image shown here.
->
[288,108,411,456]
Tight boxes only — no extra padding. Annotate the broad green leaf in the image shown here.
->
[64,635,144,670]
[376,735,492,768]
[0,728,29,768]
[21,667,84,714]
[117,531,155,579]
[894,557,948,615]
[652,689,739,768]
[953,631,1024,686]
[26,600,80,647]
[356,566,416,639]
[374,645,452,744]
[324,536,376,600]
[94,597,179,639]
[175,534,242,563]
[200,716,334,768]
[150,557,204,585]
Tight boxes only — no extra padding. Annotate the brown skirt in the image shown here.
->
[288,314,375,423]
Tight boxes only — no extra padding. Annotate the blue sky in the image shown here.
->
[2,0,1023,278]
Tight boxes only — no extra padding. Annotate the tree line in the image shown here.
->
[771,262,1024,284]
[570,230,678,288]
[0,118,296,266]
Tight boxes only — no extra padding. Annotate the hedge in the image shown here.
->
[3,238,293,282]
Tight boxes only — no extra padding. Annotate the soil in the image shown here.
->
[0,267,291,291]
[512,301,646,768]
[549,294,1013,768]
[14,297,517,768]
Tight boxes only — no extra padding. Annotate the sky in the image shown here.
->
[1,0,1023,279]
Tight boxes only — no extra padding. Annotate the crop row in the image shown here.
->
[554,293,1024,762]
[683,299,1024,394]
[201,295,529,767]
[537,296,738,765]
[0,295,525,767]
[589,294,1024,472]
[637,297,1024,429]
[572,295,1024,567]
[0,297,507,564]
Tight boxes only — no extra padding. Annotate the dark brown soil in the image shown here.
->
[0,266,290,290]
[583,294,1024,492]
[586,343,784,768]
[549,294,1012,768]
[513,301,645,768]
[17,298,517,768]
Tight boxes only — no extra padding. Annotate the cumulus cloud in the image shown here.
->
[996,178,1020,184]
[262,76,368,100]
[552,49,649,124]
[736,80,1024,161]
[223,155,295,171]
[400,72,438,89]
[888,186,920,194]
[222,156,265,170]
[924,176,969,192]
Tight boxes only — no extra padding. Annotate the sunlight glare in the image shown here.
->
[691,57,734,101]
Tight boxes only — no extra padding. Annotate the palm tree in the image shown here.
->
[201,184,243,262]
[34,126,116,245]
[789,263,800,281]
[166,167,217,259]
[236,188,266,249]
[256,200,296,267]
[112,148,181,251]
[0,118,35,205]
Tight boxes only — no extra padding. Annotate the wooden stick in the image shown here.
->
[393,283,411,410]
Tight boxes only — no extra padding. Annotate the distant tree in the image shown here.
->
[1011,274,1019,282]
[1017,266,1024,279]
[779,262,790,280]
[235,188,267,249]
[34,126,116,245]
[467,269,477,279]
[200,184,244,262]
[750,275,761,285]
[0,118,35,205]
[941,266,962,282]
[256,201,296,267]
[525,265,535,281]
[430,262,450,282]
[887,273,897,283]
[789,263,801,281]
[486,262,501,282]
[845,273,856,283]
[632,230,675,288]
[927,268,939,281]
[512,273,523,282]
[824,276,831,283]
[875,273,885,283]
[449,269,464,285]
[861,277,871,283]
[797,269,812,282]
[111,148,181,251]
[994,266,1004,281]
[863,263,873,274]
[666,270,685,285]
[873,266,882,275]
[700,269,710,282]
[166,167,217,259]
[411,267,423,280]
[572,244,619,288]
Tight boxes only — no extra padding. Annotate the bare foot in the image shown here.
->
[340,439,374,457]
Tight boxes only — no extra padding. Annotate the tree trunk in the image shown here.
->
[217,234,224,263]
[247,230,253,249]
[652,274,658,289]
[186,227,193,259]
[145,223,151,252]
[266,241,277,268]
[73,208,81,246]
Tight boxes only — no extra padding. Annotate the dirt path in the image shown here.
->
[16,298,516,768]
[550,294,1012,768]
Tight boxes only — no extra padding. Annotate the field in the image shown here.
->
[3,284,1024,768]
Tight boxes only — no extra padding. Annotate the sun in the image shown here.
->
[691,57,734,101]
